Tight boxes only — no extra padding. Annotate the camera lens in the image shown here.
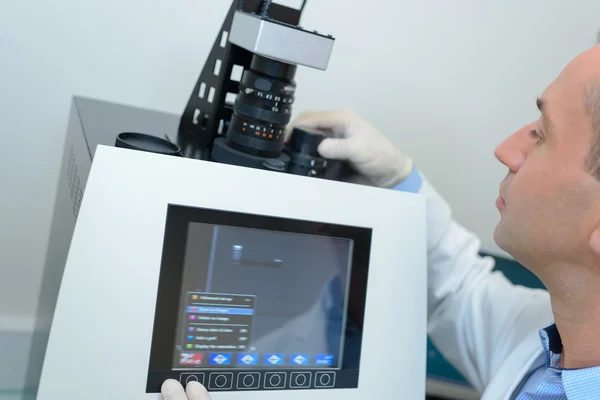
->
[225,54,297,158]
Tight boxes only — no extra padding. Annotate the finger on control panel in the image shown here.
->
[184,381,212,400]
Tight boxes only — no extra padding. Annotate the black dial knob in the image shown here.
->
[289,127,326,156]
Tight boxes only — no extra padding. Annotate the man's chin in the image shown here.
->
[493,224,530,267]
[493,223,509,252]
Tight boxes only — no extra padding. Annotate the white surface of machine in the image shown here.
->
[36,144,428,399]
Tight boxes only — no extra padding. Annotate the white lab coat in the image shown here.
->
[421,176,554,399]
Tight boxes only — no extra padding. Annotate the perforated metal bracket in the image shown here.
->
[177,0,302,160]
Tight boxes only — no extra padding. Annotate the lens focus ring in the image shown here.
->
[233,100,291,126]
[227,130,283,153]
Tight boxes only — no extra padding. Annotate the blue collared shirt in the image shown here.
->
[515,323,600,399]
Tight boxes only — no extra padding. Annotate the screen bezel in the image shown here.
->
[146,204,372,392]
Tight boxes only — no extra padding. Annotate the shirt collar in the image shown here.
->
[538,323,600,398]
[539,323,562,368]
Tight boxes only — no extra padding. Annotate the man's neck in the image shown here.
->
[548,270,600,369]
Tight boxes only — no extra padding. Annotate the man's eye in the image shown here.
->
[529,129,540,138]
[529,129,544,144]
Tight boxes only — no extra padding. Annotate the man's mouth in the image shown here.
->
[496,190,506,209]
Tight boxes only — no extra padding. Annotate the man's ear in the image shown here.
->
[588,225,600,257]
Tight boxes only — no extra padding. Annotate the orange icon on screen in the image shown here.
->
[192,295,199,300]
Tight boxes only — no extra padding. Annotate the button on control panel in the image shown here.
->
[209,372,233,390]
[236,372,261,390]
[289,372,312,389]
[315,371,335,388]
[179,373,205,387]
[264,372,287,389]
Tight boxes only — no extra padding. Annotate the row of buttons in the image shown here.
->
[180,371,335,390]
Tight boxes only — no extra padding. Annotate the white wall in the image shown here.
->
[1,0,599,390]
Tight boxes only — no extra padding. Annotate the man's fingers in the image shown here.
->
[161,379,187,400]
[284,108,355,141]
[317,137,350,159]
[185,381,212,400]
[317,137,360,161]
[161,380,212,400]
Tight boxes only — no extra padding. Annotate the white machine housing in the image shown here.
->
[36,139,427,398]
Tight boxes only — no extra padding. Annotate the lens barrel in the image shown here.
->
[212,55,297,170]
[226,55,296,158]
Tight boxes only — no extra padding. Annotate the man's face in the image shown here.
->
[493,48,600,277]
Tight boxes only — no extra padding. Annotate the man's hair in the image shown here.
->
[585,39,600,179]
[585,80,600,179]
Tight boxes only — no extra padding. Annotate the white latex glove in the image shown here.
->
[161,379,211,400]
[285,108,413,188]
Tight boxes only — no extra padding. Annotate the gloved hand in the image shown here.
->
[161,379,211,400]
[285,108,413,188]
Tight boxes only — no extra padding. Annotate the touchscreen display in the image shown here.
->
[147,205,371,392]
[172,223,353,370]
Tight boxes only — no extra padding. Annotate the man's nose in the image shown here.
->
[494,121,536,173]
